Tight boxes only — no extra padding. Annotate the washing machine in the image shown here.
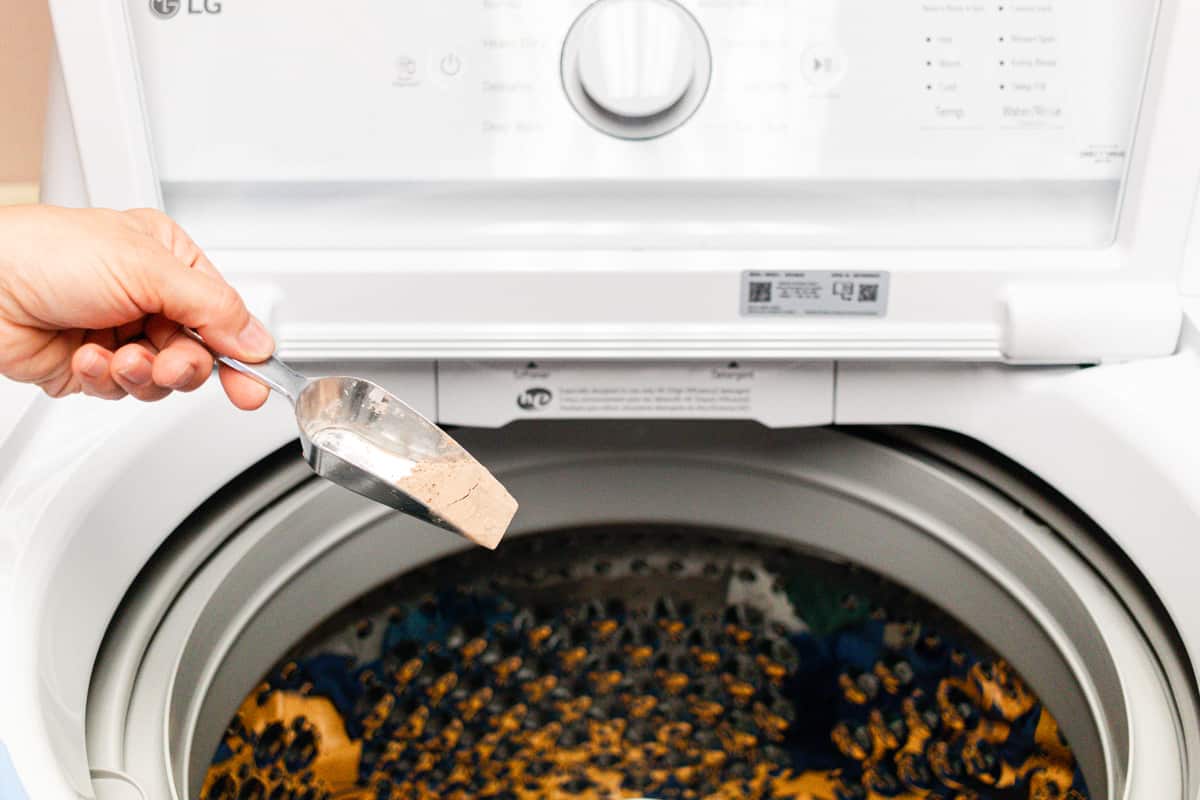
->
[4,0,1200,798]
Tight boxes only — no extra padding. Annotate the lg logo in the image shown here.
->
[516,388,553,411]
[151,0,222,18]
[149,0,179,17]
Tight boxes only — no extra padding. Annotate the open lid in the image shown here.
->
[46,0,1200,363]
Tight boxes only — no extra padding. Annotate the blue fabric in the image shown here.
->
[0,743,29,800]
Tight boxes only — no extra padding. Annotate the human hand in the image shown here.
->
[0,205,273,409]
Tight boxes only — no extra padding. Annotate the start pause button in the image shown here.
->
[801,43,847,89]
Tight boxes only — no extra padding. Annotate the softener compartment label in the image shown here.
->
[437,361,832,428]
[741,271,890,317]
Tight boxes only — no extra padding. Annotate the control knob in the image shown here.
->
[561,0,711,139]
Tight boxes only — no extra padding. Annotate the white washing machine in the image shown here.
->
[3,0,1200,798]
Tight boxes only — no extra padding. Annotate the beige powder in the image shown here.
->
[399,456,519,550]
[311,427,518,549]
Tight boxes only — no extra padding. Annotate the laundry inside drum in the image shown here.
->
[201,527,1090,800]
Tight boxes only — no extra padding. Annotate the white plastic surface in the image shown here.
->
[192,247,1181,365]
[47,0,159,209]
[0,383,40,464]
[0,389,295,798]
[1182,184,1200,296]
[1002,282,1182,362]
[39,46,88,209]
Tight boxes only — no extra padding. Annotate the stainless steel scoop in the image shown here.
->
[200,343,518,549]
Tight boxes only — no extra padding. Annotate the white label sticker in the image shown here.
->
[742,271,890,317]
[437,361,833,428]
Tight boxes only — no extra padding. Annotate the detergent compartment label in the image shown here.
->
[437,361,833,428]
[741,271,890,317]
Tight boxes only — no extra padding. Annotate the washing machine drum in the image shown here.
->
[86,424,1194,800]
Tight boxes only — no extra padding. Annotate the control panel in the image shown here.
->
[128,0,1155,183]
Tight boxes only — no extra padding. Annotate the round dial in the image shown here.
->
[562,0,711,139]
[576,0,696,120]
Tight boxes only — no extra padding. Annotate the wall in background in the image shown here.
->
[0,0,52,195]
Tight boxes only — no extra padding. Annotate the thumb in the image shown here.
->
[135,252,275,362]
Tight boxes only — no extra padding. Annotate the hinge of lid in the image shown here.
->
[1002,282,1182,364]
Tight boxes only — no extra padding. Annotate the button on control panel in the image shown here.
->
[439,53,463,77]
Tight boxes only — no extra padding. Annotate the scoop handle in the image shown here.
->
[182,329,308,402]
[215,353,309,402]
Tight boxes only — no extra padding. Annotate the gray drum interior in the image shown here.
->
[85,423,1195,800]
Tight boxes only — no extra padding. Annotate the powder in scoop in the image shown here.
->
[399,457,518,550]
[311,427,517,548]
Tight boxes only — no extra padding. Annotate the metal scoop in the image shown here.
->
[201,343,518,549]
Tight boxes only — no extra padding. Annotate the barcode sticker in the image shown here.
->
[741,271,890,317]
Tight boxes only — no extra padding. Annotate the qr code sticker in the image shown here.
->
[857,283,879,302]
[749,282,773,303]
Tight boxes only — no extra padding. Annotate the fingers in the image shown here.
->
[111,209,276,411]
[152,339,212,392]
[69,315,274,406]
[219,364,271,411]
[72,344,125,400]
[142,262,274,363]
[145,314,214,392]
[123,210,275,364]
[110,341,172,402]
[0,326,80,396]
[148,315,271,409]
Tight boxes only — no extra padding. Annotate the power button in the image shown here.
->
[439,53,463,77]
